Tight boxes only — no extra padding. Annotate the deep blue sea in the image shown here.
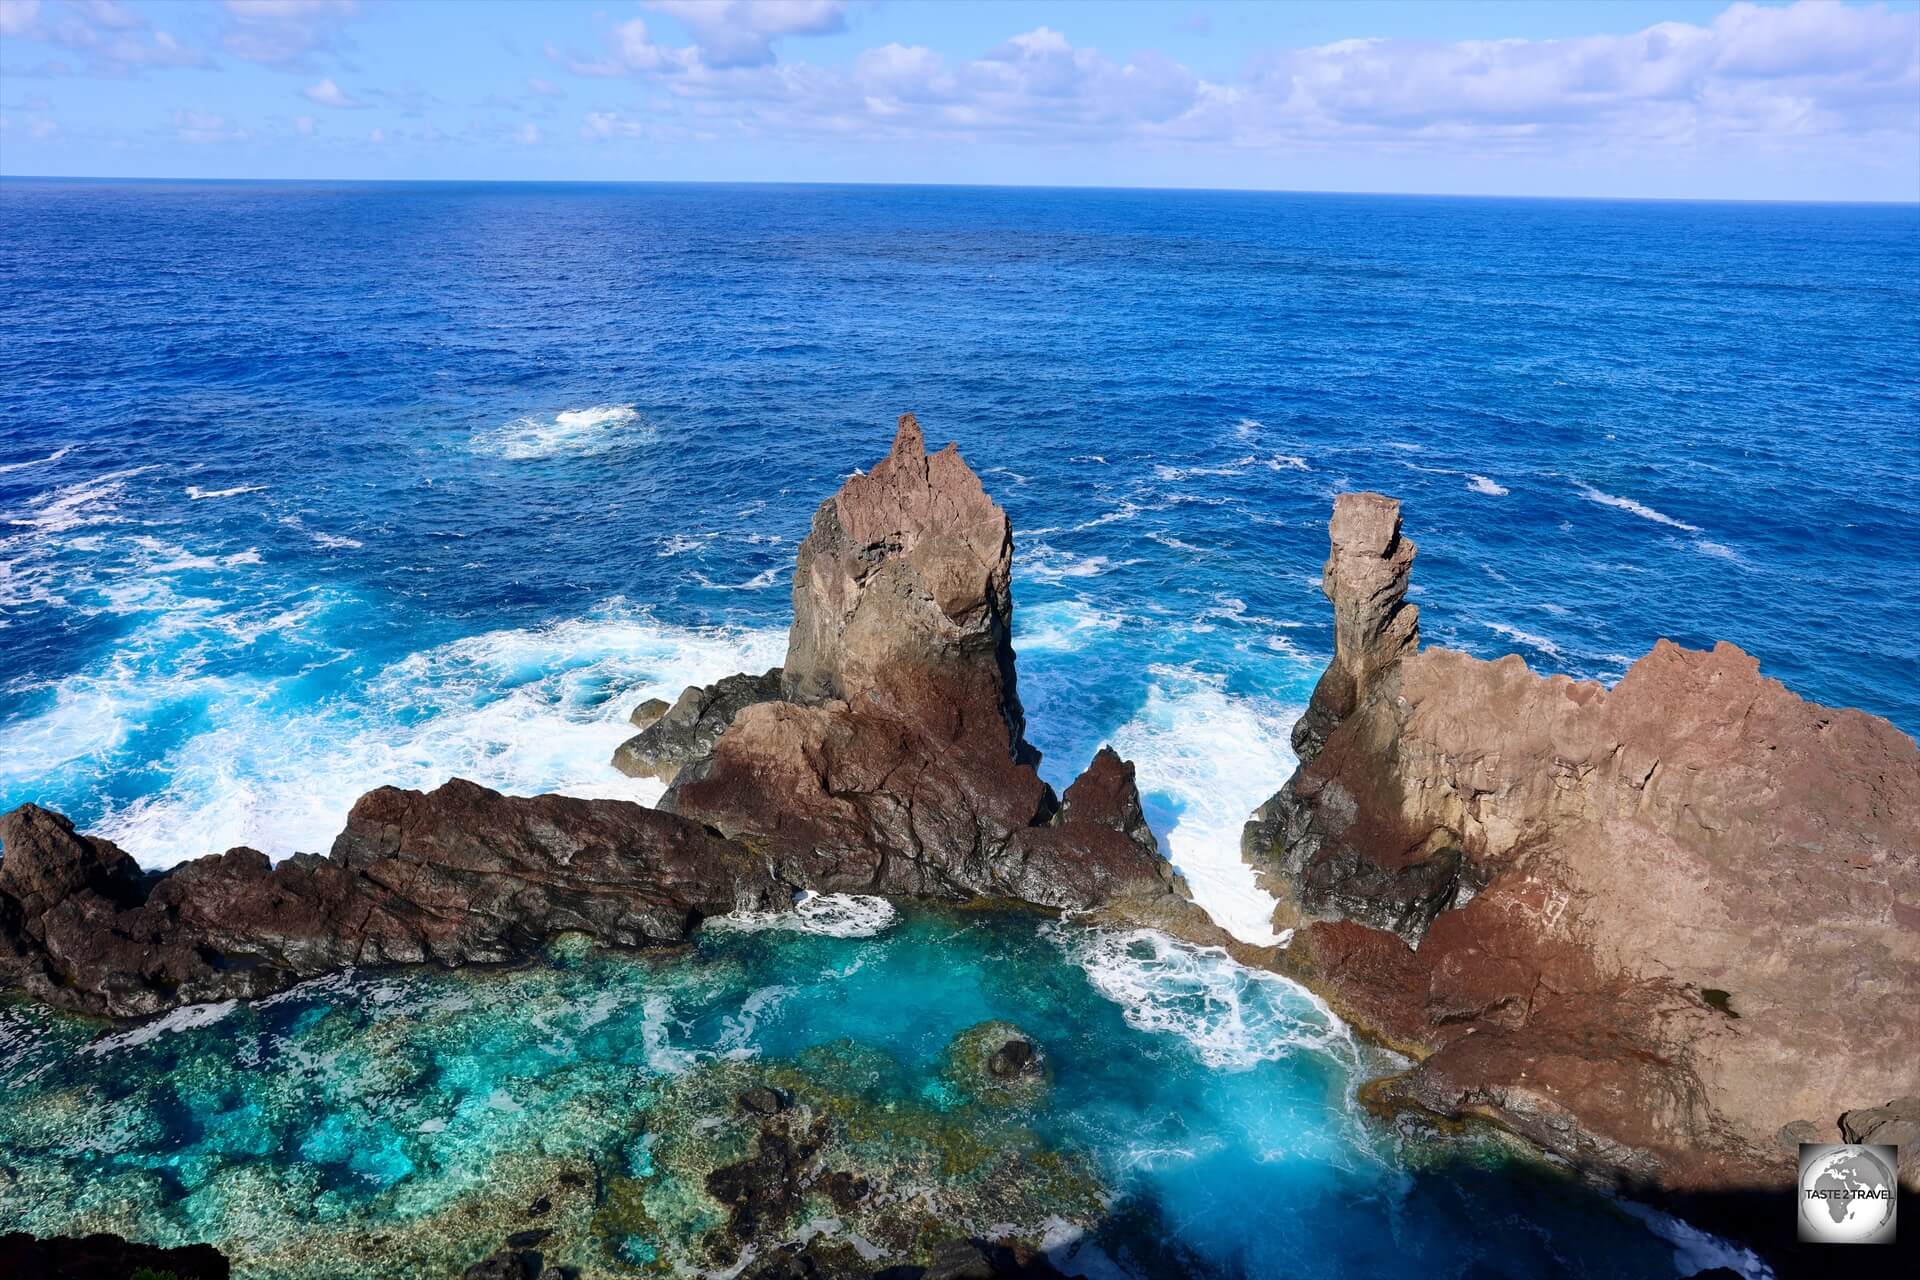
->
[2,180,1916,1277]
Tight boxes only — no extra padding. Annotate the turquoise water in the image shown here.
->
[0,903,1740,1278]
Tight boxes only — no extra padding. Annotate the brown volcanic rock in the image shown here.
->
[664,419,1189,915]
[782,413,1033,762]
[1288,491,1418,764]
[0,781,787,1018]
[1248,492,1920,1191]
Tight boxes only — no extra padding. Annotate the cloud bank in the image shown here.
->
[564,0,1917,157]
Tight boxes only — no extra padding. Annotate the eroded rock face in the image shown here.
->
[783,413,1033,763]
[1249,492,1920,1192]
[0,782,786,1018]
[663,419,1193,918]
[1288,492,1418,764]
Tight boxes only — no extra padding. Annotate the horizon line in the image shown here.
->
[3,172,1917,209]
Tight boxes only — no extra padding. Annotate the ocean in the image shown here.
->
[2,179,1915,1277]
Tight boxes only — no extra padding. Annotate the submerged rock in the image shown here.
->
[1245,491,1920,1194]
[943,1021,1049,1106]
[593,1054,1104,1274]
[0,1231,231,1280]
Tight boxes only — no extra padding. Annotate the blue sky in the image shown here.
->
[1,1,1916,199]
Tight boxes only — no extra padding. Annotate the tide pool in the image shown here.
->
[0,905,1751,1278]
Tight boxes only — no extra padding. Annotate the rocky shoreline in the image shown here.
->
[4,416,1916,1274]
[1242,491,1919,1202]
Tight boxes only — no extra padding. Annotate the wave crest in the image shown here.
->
[473,405,649,460]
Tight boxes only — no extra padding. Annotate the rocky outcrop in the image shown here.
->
[612,668,782,783]
[0,415,1201,1018]
[1248,492,1920,1193]
[782,413,1033,764]
[661,417,1199,921]
[0,1231,230,1280]
[1841,1096,1920,1192]
[0,782,785,1018]
[1288,491,1418,764]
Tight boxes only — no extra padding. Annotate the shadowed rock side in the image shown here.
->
[1246,491,1920,1195]
[0,415,1205,1018]
[0,1231,231,1280]
[612,668,783,783]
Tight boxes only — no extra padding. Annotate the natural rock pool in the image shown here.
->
[0,901,1751,1278]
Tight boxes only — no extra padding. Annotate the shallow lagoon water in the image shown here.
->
[0,904,1739,1278]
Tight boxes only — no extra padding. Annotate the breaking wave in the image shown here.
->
[1573,483,1700,532]
[472,405,650,460]
[2,604,785,868]
[1109,664,1298,946]
[1053,925,1354,1071]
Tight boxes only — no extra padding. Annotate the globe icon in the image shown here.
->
[1800,1145,1898,1243]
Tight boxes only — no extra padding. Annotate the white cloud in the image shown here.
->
[527,76,562,98]
[4,0,209,75]
[368,126,384,143]
[0,1,40,38]
[294,113,315,135]
[175,108,250,144]
[515,121,541,145]
[302,77,360,108]
[582,109,647,141]
[559,1,1917,166]
[645,0,847,70]
[566,0,848,77]
[30,116,57,138]
[222,0,360,68]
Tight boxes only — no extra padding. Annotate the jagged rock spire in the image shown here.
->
[1291,492,1419,762]
[783,412,1033,762]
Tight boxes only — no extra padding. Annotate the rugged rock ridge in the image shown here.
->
[1247,492,1920,1193]
[0,782,785,1018]
[0,415,1201,1018]
[783,412,1034,763]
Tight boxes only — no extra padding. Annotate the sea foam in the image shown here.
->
[0,445,74,475]
[1573,483,1700,532]
[1110,664,1296,946]
[707,892,898,939]
[472,405,649,460]
[8,607,785,868]
[1053,925,1354,1071]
